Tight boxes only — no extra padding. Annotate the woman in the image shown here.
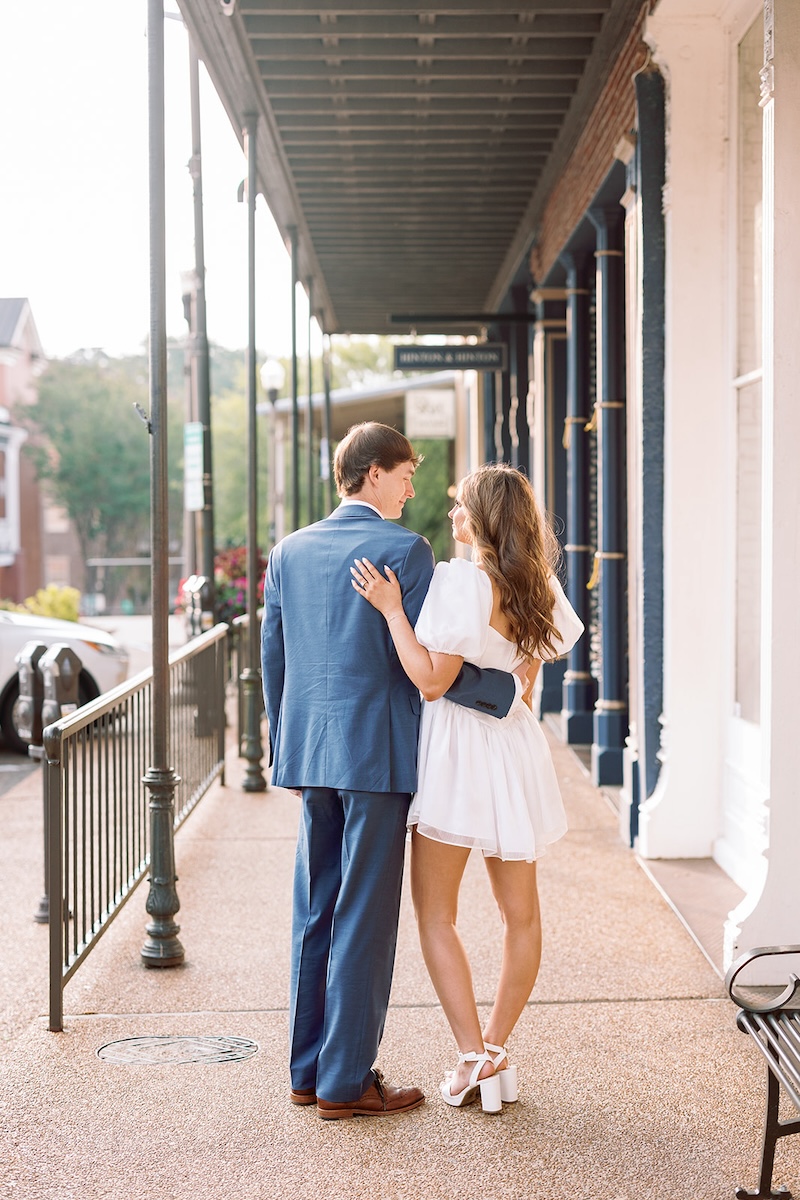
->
[350,463,583,1113]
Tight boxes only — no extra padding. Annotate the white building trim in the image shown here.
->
[637,4,732,858]
[726,0,800,972]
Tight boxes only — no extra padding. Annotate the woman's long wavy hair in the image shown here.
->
[459,464,563,661]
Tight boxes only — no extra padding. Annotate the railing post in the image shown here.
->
[45,726,64,1033]
[216,631,226,786]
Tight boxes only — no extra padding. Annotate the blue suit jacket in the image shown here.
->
[261,505,515,793]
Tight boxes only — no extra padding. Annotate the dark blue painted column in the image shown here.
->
[532,289,568,715]
[498,321,512,463]
[587,205,628,786]
[633,65,666,832]
[559,253,595,743]
[485,324,511,464]
[483,368,498,461]
[510,285,532,475]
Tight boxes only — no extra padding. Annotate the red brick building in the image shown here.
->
[0,298,45,603]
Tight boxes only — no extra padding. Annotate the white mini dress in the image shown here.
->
[407,558,584,862]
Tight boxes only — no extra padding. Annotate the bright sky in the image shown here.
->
[0,1,306,361]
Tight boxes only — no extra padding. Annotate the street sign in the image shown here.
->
[394,343,507,372]
[184,422,204,512]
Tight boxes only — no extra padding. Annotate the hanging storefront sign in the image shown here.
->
[394,344,507,372]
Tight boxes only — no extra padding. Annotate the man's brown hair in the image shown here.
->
[333,422,422,497]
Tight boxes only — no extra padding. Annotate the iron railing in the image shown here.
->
[46,623,229,1031]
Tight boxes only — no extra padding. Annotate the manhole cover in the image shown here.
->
[96,1035,259,1064]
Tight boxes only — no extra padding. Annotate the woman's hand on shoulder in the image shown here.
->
[351,557,404,620]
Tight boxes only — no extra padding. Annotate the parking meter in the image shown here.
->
[30,643,81,927]
[15,640,47,747]
[197,576,215,631]
[39,643,82,728]
[184,574,215,637]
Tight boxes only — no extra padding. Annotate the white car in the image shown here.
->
[0,611,130,754]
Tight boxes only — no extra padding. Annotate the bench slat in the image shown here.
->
[739,1010,800,1113]
[726,947,800,1197]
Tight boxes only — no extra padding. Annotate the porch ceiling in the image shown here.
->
[179,0,641,336]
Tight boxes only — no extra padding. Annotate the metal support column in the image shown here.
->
[141,0,183,967]
[496,322,512,463]
[510,284,532,475]
[559,252,595,744]
[289,228,300,531]
[323,333,334,514]
[483,368,498,462]
[482,326,511,464]
[588,205,628,786]
[181,299,197,581]
[240,112,266,793]
[306,278,314,525]
[189,42,215,598]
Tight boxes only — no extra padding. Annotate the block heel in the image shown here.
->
[484,1043,518,1103]
[440,1050,502,1113]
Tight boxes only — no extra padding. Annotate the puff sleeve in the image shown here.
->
[414,559,491,658]
[540,575,584,661]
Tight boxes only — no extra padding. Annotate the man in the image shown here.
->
[261,422,516,1119]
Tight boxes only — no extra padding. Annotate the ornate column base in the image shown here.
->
[591,709,626,786]
[240,668,267,793]
[141,766,184,967]
[620,738,641,846]
[539,660,566,715]
[561,672,595,744]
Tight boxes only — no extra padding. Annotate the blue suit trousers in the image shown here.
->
[289,787,411,1102]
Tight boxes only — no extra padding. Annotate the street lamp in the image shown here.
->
[260,359,286,548]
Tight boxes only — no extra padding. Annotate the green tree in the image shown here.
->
[399,437,454,562]
[328,335,397,389]
[20,356,184,577]
[209,363,270,548]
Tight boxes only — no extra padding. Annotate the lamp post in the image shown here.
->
[260,359,286,550]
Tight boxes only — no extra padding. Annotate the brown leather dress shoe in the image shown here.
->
[316,1069,425,1120]
[290,1086,317,1106]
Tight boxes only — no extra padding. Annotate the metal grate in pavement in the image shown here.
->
[96,1036,259,1065]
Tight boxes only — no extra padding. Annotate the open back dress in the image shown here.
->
[407,557,584,862]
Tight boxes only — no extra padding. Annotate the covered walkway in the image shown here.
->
[1,725,793,1199]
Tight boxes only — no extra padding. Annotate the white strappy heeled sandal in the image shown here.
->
[440,1051,502,1113]
[483,1043,518,1103]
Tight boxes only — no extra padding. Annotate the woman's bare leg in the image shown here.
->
[481,857,542,1061]
[410,829,493,1093]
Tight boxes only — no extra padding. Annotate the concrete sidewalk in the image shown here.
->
[0,728,796,1200]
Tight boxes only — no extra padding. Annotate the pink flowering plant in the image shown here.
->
[213,545,266,623]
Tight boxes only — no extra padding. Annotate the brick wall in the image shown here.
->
[530,7,650,281]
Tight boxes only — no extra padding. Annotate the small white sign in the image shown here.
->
[405,389,456,440]
[184,422,204,512]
